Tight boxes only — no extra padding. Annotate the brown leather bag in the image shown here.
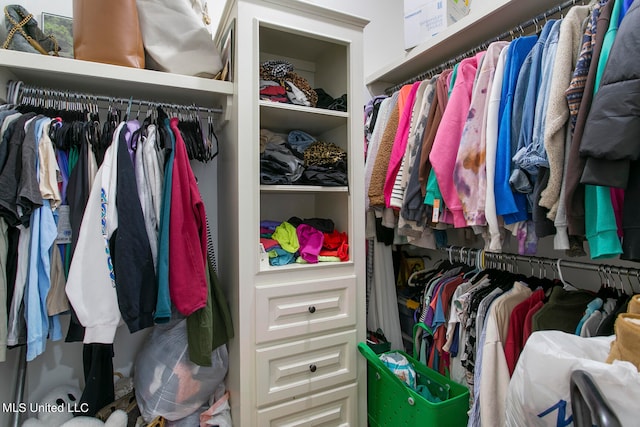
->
[73,0,144,68]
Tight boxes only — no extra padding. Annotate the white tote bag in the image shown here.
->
[136,0,222,78]
[506,330,640,427]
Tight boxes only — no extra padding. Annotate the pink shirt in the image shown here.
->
[429,52,484,227]
[383,81,421,207]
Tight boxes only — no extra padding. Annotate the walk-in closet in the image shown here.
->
[0,0,639,426]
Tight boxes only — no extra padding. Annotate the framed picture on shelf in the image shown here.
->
[41,12,73,58]
[216,20,234,82]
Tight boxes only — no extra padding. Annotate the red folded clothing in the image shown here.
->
[320,230,349,261]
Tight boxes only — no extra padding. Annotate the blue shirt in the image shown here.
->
[513,21,556,170]
[26,117,60,361]
[494,36,537,224]
[514,20,561,178]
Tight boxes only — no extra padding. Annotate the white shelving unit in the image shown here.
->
[216,0,368,424]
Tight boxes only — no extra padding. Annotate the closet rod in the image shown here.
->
[385,0,581,94]
[442,246,640,280]
[10,81,223,115]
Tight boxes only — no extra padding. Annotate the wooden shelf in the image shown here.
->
[366,0,568,93]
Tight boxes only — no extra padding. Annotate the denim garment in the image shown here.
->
[513,21,556,167]
[513,20,561,177]
[287,130,316,154]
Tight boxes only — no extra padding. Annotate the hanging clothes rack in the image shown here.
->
[6,77,225,426]
[386,0,583,94]
[7,80,223,116]
[8,80,222,162]
[440,246,640,293]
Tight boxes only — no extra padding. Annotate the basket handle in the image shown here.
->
[357,342,415,401]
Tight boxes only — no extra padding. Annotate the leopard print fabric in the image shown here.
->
[303,141,347,167]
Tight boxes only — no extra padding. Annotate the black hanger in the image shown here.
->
[156,106,173,150]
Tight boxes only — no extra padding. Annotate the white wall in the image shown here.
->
[301,0,404,82]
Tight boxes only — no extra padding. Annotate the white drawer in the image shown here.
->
[255,276,356,344]
[256,330,357,407]
[256,383,357,426]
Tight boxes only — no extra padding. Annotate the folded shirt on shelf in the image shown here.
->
[260,130,348,187]
[260,218,349,265]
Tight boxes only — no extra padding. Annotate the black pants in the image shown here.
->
[80,343,115,416]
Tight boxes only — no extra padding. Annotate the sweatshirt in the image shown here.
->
[454,42,508,227]
[430,52,484,228]
[485,46,510,252]
[65,124,124,344]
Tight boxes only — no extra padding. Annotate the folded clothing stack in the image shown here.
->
[259,217,349,266]
[260,60,318,107]
[260,129,347,186]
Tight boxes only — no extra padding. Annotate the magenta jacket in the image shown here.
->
[169,118,208,316]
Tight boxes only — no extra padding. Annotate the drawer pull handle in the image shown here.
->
[309,364,317,373]
[308,306,316,314]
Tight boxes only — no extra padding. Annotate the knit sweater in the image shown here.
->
[540,5,591,215]
[564,0,613,237]
[365,94,398,212]
[368,101,400,207]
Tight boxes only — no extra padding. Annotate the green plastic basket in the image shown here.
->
[358,342,469,427]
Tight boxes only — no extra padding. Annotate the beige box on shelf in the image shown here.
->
[404,0,471,49]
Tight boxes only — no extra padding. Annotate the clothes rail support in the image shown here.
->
[8,81,224,116]
[441,246,640,294]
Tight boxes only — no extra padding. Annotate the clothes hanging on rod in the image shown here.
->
[364,0,640,264]
[0,81,234,417]
[385,0,587,95]
[10,81,221,163]
[399,245,634,427]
